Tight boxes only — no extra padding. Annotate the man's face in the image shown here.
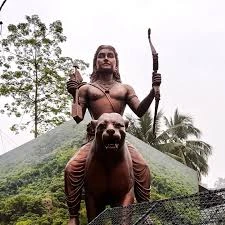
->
[96,48,117,73]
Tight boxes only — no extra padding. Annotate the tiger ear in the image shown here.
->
[91,120,98,129]
[124,120,129,130]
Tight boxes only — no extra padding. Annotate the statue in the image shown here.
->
[84,113,134,223]
[65,45,161,225]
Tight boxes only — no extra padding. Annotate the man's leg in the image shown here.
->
[127,142,151,202]
[64,142,91,225]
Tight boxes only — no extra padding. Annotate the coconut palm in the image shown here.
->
[126,109,212,179]
[126,110,163,145]
[163,108,201,141]
[161,109,212,178]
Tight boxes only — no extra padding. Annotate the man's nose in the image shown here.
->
[106,128,115,135]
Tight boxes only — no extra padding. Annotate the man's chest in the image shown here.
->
[88,85,126,101]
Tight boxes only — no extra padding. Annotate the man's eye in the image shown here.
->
[107,53,114,58]
[98,53,105,58]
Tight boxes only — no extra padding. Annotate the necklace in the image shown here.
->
[96,80,117,93]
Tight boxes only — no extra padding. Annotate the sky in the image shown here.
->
[0,0,225,188]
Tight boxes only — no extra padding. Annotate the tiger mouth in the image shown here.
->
[104,143,119,150]
[103,139,120,150]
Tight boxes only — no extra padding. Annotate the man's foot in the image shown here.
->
[68,217,79,225]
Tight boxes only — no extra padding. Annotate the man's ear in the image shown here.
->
[91,120,98,130]
[124,120,129,130]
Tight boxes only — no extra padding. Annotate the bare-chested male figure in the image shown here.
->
[65,45,161,225]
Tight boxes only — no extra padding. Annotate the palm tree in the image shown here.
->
[160,109,212,178]
[126,109,212,179]
[126,110,163,145]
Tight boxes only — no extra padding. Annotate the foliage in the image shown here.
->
[126,109,212,179]
[151,172,191,200]
[160,109,212,178]
[0,113,199,224]
[0,142,192,225]
[0,15,89,137]
[0,146,76,225]
[126,110,163,145]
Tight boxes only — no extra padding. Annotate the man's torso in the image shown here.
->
[81,82,128,119]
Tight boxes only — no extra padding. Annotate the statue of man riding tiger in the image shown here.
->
[65,45,161,225]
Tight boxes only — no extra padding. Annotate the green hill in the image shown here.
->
[0,117,198,225]
[0,120,87,177]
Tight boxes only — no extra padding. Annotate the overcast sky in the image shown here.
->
[0,0,225,188]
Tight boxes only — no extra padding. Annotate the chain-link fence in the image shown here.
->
[88,188,225,225]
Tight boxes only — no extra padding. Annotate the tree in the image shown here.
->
[126,109,212,179]
[161,109,212,178]
[0,15,88,137]
[126,110,163,145]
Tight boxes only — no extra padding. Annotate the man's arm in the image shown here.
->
[73,84,88,123]
[126,72,161,117]
[126,84,155,118]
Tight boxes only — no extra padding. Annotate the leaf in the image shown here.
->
[0,14,88,138]
[126,108,212,179]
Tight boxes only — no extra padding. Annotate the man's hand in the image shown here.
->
[67,80,80,97]
[152,72,161,87]
[67,80,80,91]
[152,72,161,100]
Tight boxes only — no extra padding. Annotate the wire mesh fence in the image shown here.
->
[88,188,225,225]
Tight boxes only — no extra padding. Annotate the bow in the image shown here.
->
[148,28,160,137]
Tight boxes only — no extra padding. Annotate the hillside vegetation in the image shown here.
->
[0,118,199,224]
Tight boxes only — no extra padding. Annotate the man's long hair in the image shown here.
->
[90,45,121,83]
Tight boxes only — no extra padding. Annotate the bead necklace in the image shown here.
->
[96,80,117,93]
